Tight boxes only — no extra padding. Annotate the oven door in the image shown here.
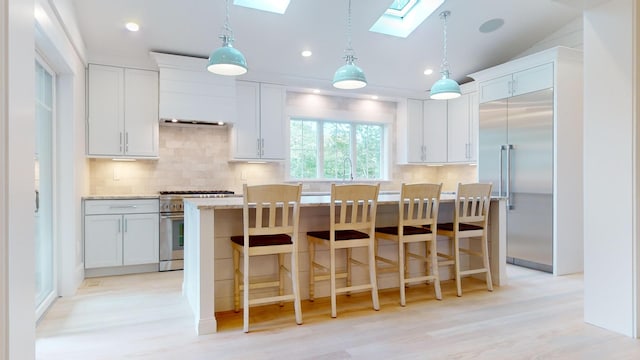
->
[159,213,184,271]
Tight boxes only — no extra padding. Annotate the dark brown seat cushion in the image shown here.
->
[375,226,431,236]
[307,230,369,241]
[230,234,292,247]
[437,222,484,232]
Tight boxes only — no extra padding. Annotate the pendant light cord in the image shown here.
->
[440,11,450,75]
[222,0,233,39]
[347,0,353,51]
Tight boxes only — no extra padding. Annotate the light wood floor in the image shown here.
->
[36,266,640,359]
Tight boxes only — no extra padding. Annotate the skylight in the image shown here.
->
[233,0,290,14]
[370,0,445,38]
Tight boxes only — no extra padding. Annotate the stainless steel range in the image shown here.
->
[159,190,235,271]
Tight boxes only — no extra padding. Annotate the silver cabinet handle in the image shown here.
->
[161,215,184,220]
[256,138,260,157]
[118,218,122,233]
[499,145,505,196]
[506,144,514,209]
[119,132,123,153]
[109,205,138,209]
[124,218,128,232]
[261,138,265,156]
[125,132,129,153]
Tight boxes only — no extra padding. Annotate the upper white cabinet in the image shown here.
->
[447,91,479,163]
[477,62,553,103]
[399,83,477,164]
[231,81,286,161]
[87,64,159,158]
[405,99,447,163]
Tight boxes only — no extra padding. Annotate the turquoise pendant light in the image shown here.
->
[430,11,460,100]
[207,35,248,76]
[207,0,248,76]
[333,55,367,89]
[333,0,367,90]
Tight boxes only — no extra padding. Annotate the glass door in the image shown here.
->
[35,57,56,320]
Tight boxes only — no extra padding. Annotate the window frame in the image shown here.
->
[288,117,389,182]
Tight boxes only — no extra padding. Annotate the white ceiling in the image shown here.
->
[70,0,582,98]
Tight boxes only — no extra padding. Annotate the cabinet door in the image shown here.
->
[85,214,123,268]
[122,213,159,266]
[124,69,159,157]
[423,100,447,163]
[468,92,479,162]
[406,99,425,163]
[478,74,512,103]
[88,65,124,156]
[512,63,554,97]
[259,83,286,160]
[233,81,261,159]
[447,93,471,163]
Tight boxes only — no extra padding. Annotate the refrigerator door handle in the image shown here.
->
[506,144,514,209]
[499,145,505,196]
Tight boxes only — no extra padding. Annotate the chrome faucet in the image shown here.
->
[342,157,354,181]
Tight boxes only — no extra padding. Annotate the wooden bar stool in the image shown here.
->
[307,183,380,318]
[375,183,443,306]
[231,183,303,333]
[436,183,493,297]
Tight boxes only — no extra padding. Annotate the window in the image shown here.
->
[290,118,386,181]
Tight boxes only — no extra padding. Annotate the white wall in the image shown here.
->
[1,0,7,357]
[583,0,637,337]
[5,0,36,358]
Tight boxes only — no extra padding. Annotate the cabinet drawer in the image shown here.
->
[84,199,159,215]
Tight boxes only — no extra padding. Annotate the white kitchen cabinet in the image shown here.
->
[231,81,286,161]
[423,100,448,163]
[84,199,159,274]
[478,63,553,103]
[87,64,159,158]
[405,99,447,164]
[447,91,478,163]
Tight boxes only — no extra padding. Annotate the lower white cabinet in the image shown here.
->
[84,199,159,272]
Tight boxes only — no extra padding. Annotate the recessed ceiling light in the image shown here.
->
[301,50,312,57]
[424,68,434,75]
[371,95,379,100]
[313,89,321,94]
[479,18,504,33]
[125,22,140,32]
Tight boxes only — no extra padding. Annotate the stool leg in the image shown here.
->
[308,239,315,301]
[233,247,240,312]
[454,234,462,297]
[346,248,353,294]
[430,238,442,300]
[278,253,285,307]
[399,240,406,307]
[368,237,380,311]
[482,233,493,292]
[243,250,250,333]
[291,246,303,325]
[330,243,337,318]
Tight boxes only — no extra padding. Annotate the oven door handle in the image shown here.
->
[161,215,184,220]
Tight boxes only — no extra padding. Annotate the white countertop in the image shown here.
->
[184,193,460,209]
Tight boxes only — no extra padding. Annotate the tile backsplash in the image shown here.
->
[89,125,477,195]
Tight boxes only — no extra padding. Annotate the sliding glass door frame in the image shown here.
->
[34,52,57,321]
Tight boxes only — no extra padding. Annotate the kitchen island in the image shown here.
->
[183,193,507,335]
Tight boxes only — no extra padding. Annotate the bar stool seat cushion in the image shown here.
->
[307,230,369,241]
[437,222,484,232]
[231,234,292,247]
[375,225,431,236]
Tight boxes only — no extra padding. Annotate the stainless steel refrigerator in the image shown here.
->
[478,88,553,273]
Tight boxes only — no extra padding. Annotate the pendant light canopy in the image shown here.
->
[333,0,367,90]
[430,11,460,100]
[207,0,248,76]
